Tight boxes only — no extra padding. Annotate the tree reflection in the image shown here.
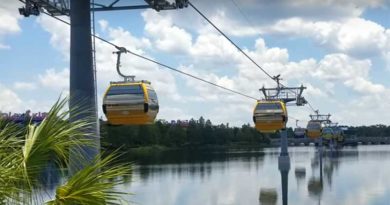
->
[134,149,266,181]
[306,147,359,204]
[259,188,278,205]
[294,167,306,186]
[308,177,323,199]
[308,146,324,204]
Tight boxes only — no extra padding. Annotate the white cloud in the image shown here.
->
[338,90,390,125]
[0,1,22,49]
[36,15,70,58]
[106,26,151,51]
[209,102,253,126]
[0,83,22,112]
[98,19,108,32]
[385,51,390,71]
[154,0,387,38]
[157,107,191,121]
[334,18,388,57]
[304,83,328,98]
[262,17,390,59]
[0,44,10,49]
[190,33,240,61]
[344,77,385,94]
[38,68,69,91]
[13,82,37,90]
[142,10,192,54]
[314,54,371,80]
[0,83,53,114]
[314,53,385,94]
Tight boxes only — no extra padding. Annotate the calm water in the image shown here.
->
[119,145,390,205]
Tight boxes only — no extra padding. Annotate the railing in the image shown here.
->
[270,136,390,146]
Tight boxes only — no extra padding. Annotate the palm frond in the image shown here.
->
[0,120,26,204]
[46,152,132,205]
[21,97,95,184]
[0,97,133,205]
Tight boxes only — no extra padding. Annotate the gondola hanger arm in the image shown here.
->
[114,47,135,82]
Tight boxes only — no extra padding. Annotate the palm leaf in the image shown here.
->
[46,152,132,205]
[0,97,96,203]
[21,97,95,185]
[0,97,133,204]
[0,119,26,203]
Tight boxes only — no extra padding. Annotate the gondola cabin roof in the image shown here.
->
[109,80,151,85]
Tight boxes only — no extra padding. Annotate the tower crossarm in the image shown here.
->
[19,0,189,17]
[19,0,69,16]
[260,85,307,106]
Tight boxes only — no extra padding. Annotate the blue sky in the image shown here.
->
[0,0,389,127]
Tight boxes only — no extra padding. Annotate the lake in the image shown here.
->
[119,145,390,205]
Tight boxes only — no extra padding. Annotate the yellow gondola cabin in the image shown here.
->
[322,127,334,140]
[253,100,288,133]
[306,120,322,139]
[102,81,159,125]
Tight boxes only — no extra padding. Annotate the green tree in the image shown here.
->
[167,125,187,147]
[187,118,201,146]
[203,119,215,145]
[155,121,170,146]
[199,116,205,128]
[138,125,159,146]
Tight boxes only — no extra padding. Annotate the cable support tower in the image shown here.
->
[259,75,307,106]
[309,110,331,124]
[323,121,338,128]
[91,0,99,129]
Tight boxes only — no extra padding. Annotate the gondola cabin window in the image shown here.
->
[255,103,282,111]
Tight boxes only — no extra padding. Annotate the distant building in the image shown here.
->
[0,110,48,124]
[169,119,189,127]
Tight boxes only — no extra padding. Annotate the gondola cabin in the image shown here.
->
[306,121,322,139]
[322,127,334,140]
[294,127,306,138]
[333,127,344,142]
[253,100,287,133]
[102,81,159,125]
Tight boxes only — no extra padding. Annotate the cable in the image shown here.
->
[289,116,305,122]
[307,101,317,113]
[123,50,259,100]
[30,7,258,101]
[230,0,256,30]
[188,1,303,98]
[188,1,327,117]
[188,1,274,80]
[20,0,315,122]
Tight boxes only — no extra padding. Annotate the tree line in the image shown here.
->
[344,125,390,137]
[100,117,272,149]
[101,118,390,149]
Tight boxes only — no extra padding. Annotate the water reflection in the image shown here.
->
[259,188,277,205]
[132,149,266,182]
[124,146,390,205]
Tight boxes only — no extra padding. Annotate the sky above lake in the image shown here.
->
[0,0,390,127]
